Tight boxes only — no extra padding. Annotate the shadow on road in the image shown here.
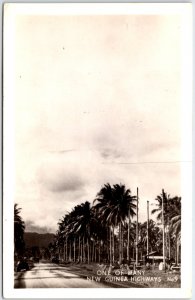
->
[14,272,26,289]
[15,275,80,281]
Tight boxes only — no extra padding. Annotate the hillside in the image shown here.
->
[24,232,55,248]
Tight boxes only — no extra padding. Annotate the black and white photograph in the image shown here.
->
[3,3,192,298]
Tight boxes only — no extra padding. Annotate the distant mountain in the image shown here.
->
[24,232,55,248]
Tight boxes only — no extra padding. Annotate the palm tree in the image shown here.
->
[56,218,67,261]
[56,212,73,262]
[94,183,136,265]
[14,204,25,257]
[114,184,137,263]
[57,200,110,264]
[69,201,100,264]
[152,191,170,259]
[93,183,114,264]
[152,192,181,263]
[111,184,136,264]
[169,197,181,264]
[151,191,172,224]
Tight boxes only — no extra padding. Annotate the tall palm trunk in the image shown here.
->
[58,246,60,260]
[168,230,171,260]
[78,236,81,262]
[91,241,93,262]
[112,225,115,264]
[81,238,83,263]
[176,235,180,265]
[165,227,168,259]
[119,222,122,264]
[63,240,66,261]
[109,226,112,265]
[98,241,101,263]
[87,238,90,264]
[73,238,76,262]
[69,240,72,261]
[107,227,110,262]
[167,217,170,260]
[83,236,85,262]
[121,223,124,261]
[66,237,68,262]
[95,243,97,262]
[127,208,130,262]
[175,241,177,264]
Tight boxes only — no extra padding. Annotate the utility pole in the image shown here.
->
[168,216,171,260]
[162,189,166,270]
[147,200,149,256]
[136,187,139,267]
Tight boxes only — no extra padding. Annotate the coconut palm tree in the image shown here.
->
[94,183,136,265]
[169,197,181,264]
[152,192,181,262]
[56,212,74,262]
[112,184,137,263]
[69,201,99,264]
[14,204,25,256]
[93,183,114,263]
[152,190,172,260]
[56,218,67,261]
[151,191,171,224]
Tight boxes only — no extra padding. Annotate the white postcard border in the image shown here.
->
[3,3,192,299]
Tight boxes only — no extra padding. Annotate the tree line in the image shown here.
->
[53,184,181,265]
[14,184,181,265]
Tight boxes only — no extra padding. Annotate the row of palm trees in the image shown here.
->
[54,184,181,265]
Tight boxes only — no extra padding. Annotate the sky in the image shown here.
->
[14,14,182,233]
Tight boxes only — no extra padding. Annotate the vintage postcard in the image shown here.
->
[3,3,192,299]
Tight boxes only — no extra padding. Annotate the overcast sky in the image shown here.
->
[14,14,182,233]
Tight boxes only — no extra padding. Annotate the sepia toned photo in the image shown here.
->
[3,3,192,299]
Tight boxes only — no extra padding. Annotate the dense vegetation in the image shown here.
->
[53,184,181,265]
[14,204,25,256]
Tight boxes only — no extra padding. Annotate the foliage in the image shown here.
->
[14,203,25,256]
[54,184,181,264]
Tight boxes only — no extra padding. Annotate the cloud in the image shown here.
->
[25,220,54,234]
[48,149,76,154]
[100,147,122,160]
[37,157,86,193]
[13,14,182,234]
[45,173,84,193]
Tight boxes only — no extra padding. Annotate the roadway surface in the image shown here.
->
[14,262,111,288]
